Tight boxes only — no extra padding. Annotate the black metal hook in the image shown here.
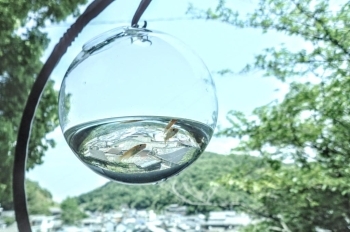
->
[142,20,148,28]
[12,0,114,231]
[131,0,152,28]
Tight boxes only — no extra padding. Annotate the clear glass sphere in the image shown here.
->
[58,26,218,184]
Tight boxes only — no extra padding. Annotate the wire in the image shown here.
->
[45,17,192,28]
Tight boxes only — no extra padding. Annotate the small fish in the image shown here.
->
[164,119,178,133]
[164,128,179,142]
[120,144,146,161]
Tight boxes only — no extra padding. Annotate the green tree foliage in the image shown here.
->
[26,179,55,215]
[189,0,350,231]
[0,0,87,209]
[2,216,16,227]
[60,197,86,225]
[164,152,261,215]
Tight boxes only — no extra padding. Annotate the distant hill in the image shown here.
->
[76,152,260,214]
[1,180,56,217]
[26,179,56,215]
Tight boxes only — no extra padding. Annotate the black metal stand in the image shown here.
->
[12,0,151,231]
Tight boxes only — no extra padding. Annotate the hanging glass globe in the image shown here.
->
[58,26,218,184]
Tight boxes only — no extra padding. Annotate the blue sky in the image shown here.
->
[26,0,298,202]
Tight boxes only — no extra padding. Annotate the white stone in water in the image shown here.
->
[105,147,122,154]
[88,149,108,162]
[157,147,190,164]
[105,153,122,162]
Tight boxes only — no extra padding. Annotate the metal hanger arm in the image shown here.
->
[13,0,114,231]
[131,0,152,27]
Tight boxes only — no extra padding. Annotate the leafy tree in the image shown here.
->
[189,0,350,231]
[0,0,87,209]
[26,179,55,215]
[162,153,260,215]
[60,197,86,225]
[2,216,16,227]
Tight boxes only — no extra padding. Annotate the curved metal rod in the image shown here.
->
[13,0,114,231]
[131,0,152,27]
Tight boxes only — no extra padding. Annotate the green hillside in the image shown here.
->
[76,152,261,214]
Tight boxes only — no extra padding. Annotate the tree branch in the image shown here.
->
[291,0,350,58]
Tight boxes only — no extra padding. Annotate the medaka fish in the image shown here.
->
[164,119,177,133]
[164,128,179,142]
[120,144,146,161]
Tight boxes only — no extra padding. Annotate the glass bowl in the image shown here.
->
[58,26,218,184]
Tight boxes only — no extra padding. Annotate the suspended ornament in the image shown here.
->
[58,4,218,184]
